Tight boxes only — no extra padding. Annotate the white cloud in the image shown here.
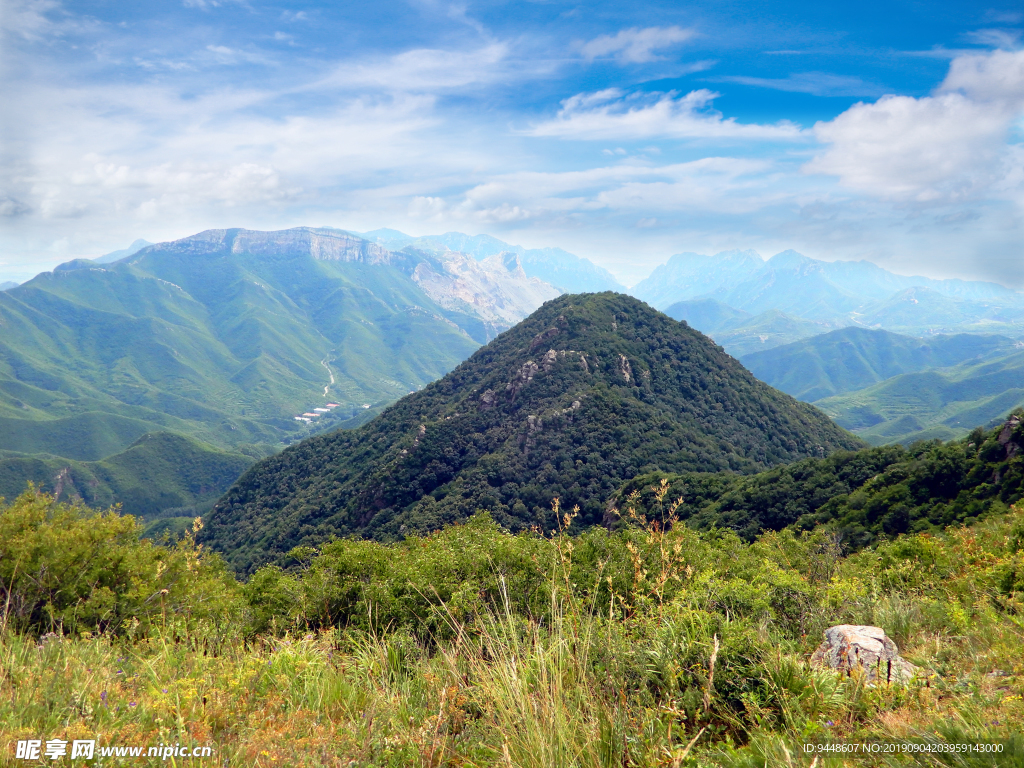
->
[579,26,695,64]
[527,88,804,141]
[806,49,1024,205]
[317,43,509,91]
[941,48,1024,102]
[2,0,100,40]
[412,157,781,226]
[964,28,1022,49]
[204,44,273,66]
[717,72,884,97]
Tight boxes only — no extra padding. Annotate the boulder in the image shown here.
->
[810,625,918,684]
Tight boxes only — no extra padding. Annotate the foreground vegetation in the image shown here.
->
[3,487,1023,766]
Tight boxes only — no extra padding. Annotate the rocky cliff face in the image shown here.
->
[142,227,396,265]
[411,250,560,331]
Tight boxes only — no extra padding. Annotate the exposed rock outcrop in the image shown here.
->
[998,414,1022,459]
[411,250,560,333]
[478,389,497,410]
[619,354,633,384]
[810,625,919,684]
[506,360,540,400]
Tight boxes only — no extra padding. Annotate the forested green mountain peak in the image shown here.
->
[202,292,863,572]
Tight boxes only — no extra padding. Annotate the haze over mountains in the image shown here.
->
[358,229,625,294]
[638,249,1024,357]
[635,249,1024,445]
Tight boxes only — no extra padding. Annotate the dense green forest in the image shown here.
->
[613,412,1023,549]
[203,293,861,572]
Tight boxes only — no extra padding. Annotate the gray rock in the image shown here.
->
[998,414,1022,459]
[810,624,919,684]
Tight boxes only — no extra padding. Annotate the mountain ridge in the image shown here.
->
[358,228,625,294]
[740,327,1016,402]
[632,248,1024,336]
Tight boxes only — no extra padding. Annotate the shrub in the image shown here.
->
[0,487,241,636]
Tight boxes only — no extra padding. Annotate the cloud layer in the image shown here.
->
[2,0,1023,288]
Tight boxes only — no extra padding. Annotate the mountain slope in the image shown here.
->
[663,298,750,332]
[202,292,863,572]
[664,299,840,356]
[0,229,482,459]
[359,229,624,293]
[0,226,575,520]
[0,431,254,518]
[741,328,1015,402]
[814,348,1024,445]
[0,227,573,462]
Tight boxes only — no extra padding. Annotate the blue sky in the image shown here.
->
[2,0,1023,286]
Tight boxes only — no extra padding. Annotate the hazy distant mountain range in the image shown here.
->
[0,281,18,291]
[633,249,1024,347]
[739,327,1024,445]
[814,347,1024,446]
[664,299,842,357]
[94,238,153,264]
[740,327,1016,402]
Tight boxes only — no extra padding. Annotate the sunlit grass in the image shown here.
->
[2,493,1024,766]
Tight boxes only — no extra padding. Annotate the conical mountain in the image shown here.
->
[202,293,863,572]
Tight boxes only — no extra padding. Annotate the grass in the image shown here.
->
[2,491,1024,766]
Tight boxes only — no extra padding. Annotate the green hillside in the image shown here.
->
[712,309,837,356]
[815,348,1024,445]
[0,227,490,521]
[741,327,1014,401]
[613,411,1024,548]
[0,228,481,461]
[203,292,863,572]
[0,431,253,519]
